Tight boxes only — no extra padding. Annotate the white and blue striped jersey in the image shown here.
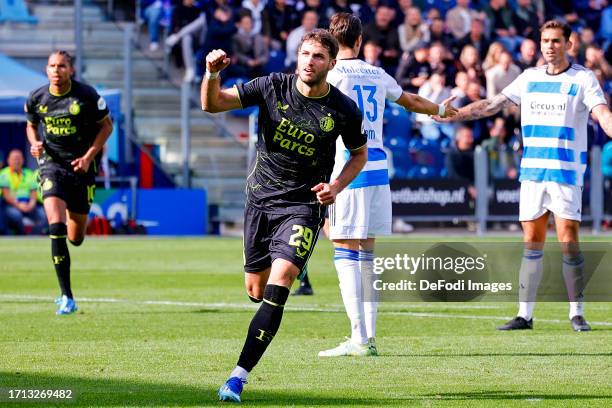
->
[502,64,607,187]
[327,58,403,189]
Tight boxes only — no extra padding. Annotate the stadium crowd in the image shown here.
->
[141,0,611,183]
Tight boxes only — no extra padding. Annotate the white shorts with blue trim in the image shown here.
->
[328,184,392,240]
[519,180,582,222]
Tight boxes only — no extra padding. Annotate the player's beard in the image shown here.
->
[298,67,328,87]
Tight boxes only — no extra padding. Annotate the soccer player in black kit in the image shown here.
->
[202,30,368,402]
[25,51,113,315]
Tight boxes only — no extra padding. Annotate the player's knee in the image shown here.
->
[69,238,84,247]
[246,285,264,302]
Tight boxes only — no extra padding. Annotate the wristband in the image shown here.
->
[206,71,219,80]
[437,103,445,116]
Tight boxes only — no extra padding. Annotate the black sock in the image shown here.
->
[49,223,72,299]
[237,284,290,372]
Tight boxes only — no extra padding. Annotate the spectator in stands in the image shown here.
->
[446,0,482,41]
[197,5,236,78]
[485,50,520,99]
[515,38,538,70]
[242,0,270,37]
[325,0,353,26]
[456,18,490,60]
[0,149,46,235]
[398,7,430,54]
[395,44,431,93]
[584,45,612,89]
[428,17,455,50]
[457,44,486,85]
[394,0,415,26]
[0,151,4,234]
[567,31,583,64]
[427,42,456,84]
[512,0,540,41]
[285,10,318,71]
[445,126,475,186]
[484,0,519,53]
[481,117,518,179]
[358,0,378,25]
[544,1,581,29]
[415,72,455,140]
[579,28,597,59]
[267,0,299,50]
[363,4,401,75]
[574,0,607,34]
[143,0,176,51]
[299,0,329,28]
[231,11,269,79]
[166,0,204,82]
[457,80,489,141]
[451,70,470,100]
[363,40,383,67]
[482,41,505,70]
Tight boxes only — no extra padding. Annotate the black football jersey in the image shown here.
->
[25,80,110,168]
[237,73,367,216]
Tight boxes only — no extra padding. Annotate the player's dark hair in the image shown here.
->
[540,20,572,42]
[299,29,339,59]
[329,12,362,49]
[50,50,75,67]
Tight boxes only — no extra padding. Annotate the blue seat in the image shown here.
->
[264,49,286,75]
[383,101,413,139]
[0,0,38,24]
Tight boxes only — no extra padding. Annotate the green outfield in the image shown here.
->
[0,237,611,407]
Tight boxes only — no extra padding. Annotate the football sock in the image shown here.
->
[334,248,367,344]
[229,365,249,381]
[360,250,377,339]
[517,248,543,320]
[49,223,72,299]
[563,252,585,319]
[236,284,289,372]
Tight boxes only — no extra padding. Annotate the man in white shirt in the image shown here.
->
[318,12,457,357]
[436,20,612,332]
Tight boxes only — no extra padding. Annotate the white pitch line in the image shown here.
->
[1,294,611,326]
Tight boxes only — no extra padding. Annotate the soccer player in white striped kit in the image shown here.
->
[318,13,458,357]
[436,20,612,331]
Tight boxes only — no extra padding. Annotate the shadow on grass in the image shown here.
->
[378,352,612,357]
[1,372,610,407]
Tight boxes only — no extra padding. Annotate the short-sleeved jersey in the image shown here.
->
[327,58,402,188]
[25,80,110,169]
[502,64,607,187]
[0,167,37,200]
[236,73,367,216]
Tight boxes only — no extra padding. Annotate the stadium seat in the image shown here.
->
[264,49,286,75]
[383,101,413,140]
[0,0,38,24]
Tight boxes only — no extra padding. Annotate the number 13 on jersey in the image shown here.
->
[353,85,378,122]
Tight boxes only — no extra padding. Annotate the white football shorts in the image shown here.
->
[328,184,392,239]
[519,180,583,222]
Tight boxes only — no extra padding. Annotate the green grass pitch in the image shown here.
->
[0,237,611,407]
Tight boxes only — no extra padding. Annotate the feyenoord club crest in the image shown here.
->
[319,114,334,132]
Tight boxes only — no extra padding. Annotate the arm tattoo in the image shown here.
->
[459,94,515,121]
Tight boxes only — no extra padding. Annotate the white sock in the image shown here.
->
[517,248,543,320]
[230,365,249,381]
[563,253,585,319]
[334,248,367,344]
[360,250,377,339]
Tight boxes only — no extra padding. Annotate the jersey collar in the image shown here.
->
[49,80,72,97]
